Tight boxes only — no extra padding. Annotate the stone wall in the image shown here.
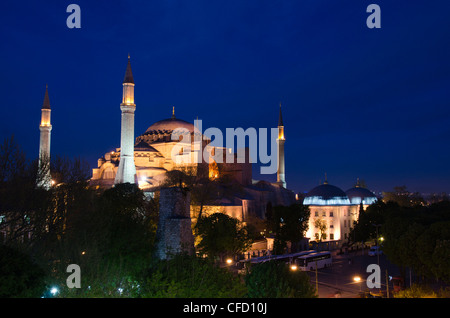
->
[154,187,195,260]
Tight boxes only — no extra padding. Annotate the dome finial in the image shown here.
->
[172,106,175,119]
[356,177,360,187]
[324,173,328,185]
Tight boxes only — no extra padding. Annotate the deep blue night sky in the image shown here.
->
[1,1,449,195]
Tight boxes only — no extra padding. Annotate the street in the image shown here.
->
[306,249,402,298]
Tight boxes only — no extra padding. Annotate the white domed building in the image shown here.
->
[303,178,377,247]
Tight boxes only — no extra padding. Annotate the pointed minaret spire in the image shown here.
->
[123,54,134,84]
[278,102,283,126]
[42,84,51,109]
[276,103,286,188]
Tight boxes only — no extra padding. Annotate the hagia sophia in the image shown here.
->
[38,57,378,250]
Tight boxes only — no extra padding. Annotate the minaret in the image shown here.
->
[38,85,52,189]
[114,55,137,185]
[277,103,286,188]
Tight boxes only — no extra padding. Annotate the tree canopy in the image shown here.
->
[266,203,310,254]
[195,213,253,261]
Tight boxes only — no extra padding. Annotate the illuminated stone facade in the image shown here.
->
[90,58,295,222]
[38,85,52,189]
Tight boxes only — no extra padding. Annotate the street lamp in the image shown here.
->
[50,286,59,296]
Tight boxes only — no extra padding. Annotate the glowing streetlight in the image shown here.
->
[226,258,233,265]
[290,264,298,271]
[50,287,59,296]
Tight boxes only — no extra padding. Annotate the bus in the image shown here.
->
[262,250,317,264]
[296,251,332,271]
[242,250,317,265]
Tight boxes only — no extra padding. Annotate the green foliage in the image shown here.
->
[47,183,157,297]
[351,197,450,284]
[416,221,450,281]
[0,245,47,297]
[244,261,316,298]
[196,213,253,260]
[394,284,437,298]
[140,254,247,298]
[382,186,424,207]
[349,200,387,244]
[266,203,310,254]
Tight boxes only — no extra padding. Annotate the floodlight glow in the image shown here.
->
[303,196,351,206]
[349,197,377,205]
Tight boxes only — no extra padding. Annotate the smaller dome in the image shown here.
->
[303,183,350,206]
[346,186,377,205]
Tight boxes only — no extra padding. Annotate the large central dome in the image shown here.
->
[136,112,202,145]
[144,117,196,135]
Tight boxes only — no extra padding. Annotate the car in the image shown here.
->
[368,246,383,256]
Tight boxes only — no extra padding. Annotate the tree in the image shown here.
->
[266,204,310,254]
[244,261,316,298]
[382,186,424,207]
[140,254,247,298]
[416,221,450,283]
[195,213,253,261]
[349,200,388,244]
[54,183,157,297]
[314,218,327,242]
[0,244,47,297]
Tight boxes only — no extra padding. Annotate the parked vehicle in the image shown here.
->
[296,251,332,271]
[368,245,382,256]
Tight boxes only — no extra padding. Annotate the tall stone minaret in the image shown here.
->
[276,103,286,188]
[115,55,137,185]
[38,85,52,189]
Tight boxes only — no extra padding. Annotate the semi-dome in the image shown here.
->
[303,182,351,206]
[346,186,377,205]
